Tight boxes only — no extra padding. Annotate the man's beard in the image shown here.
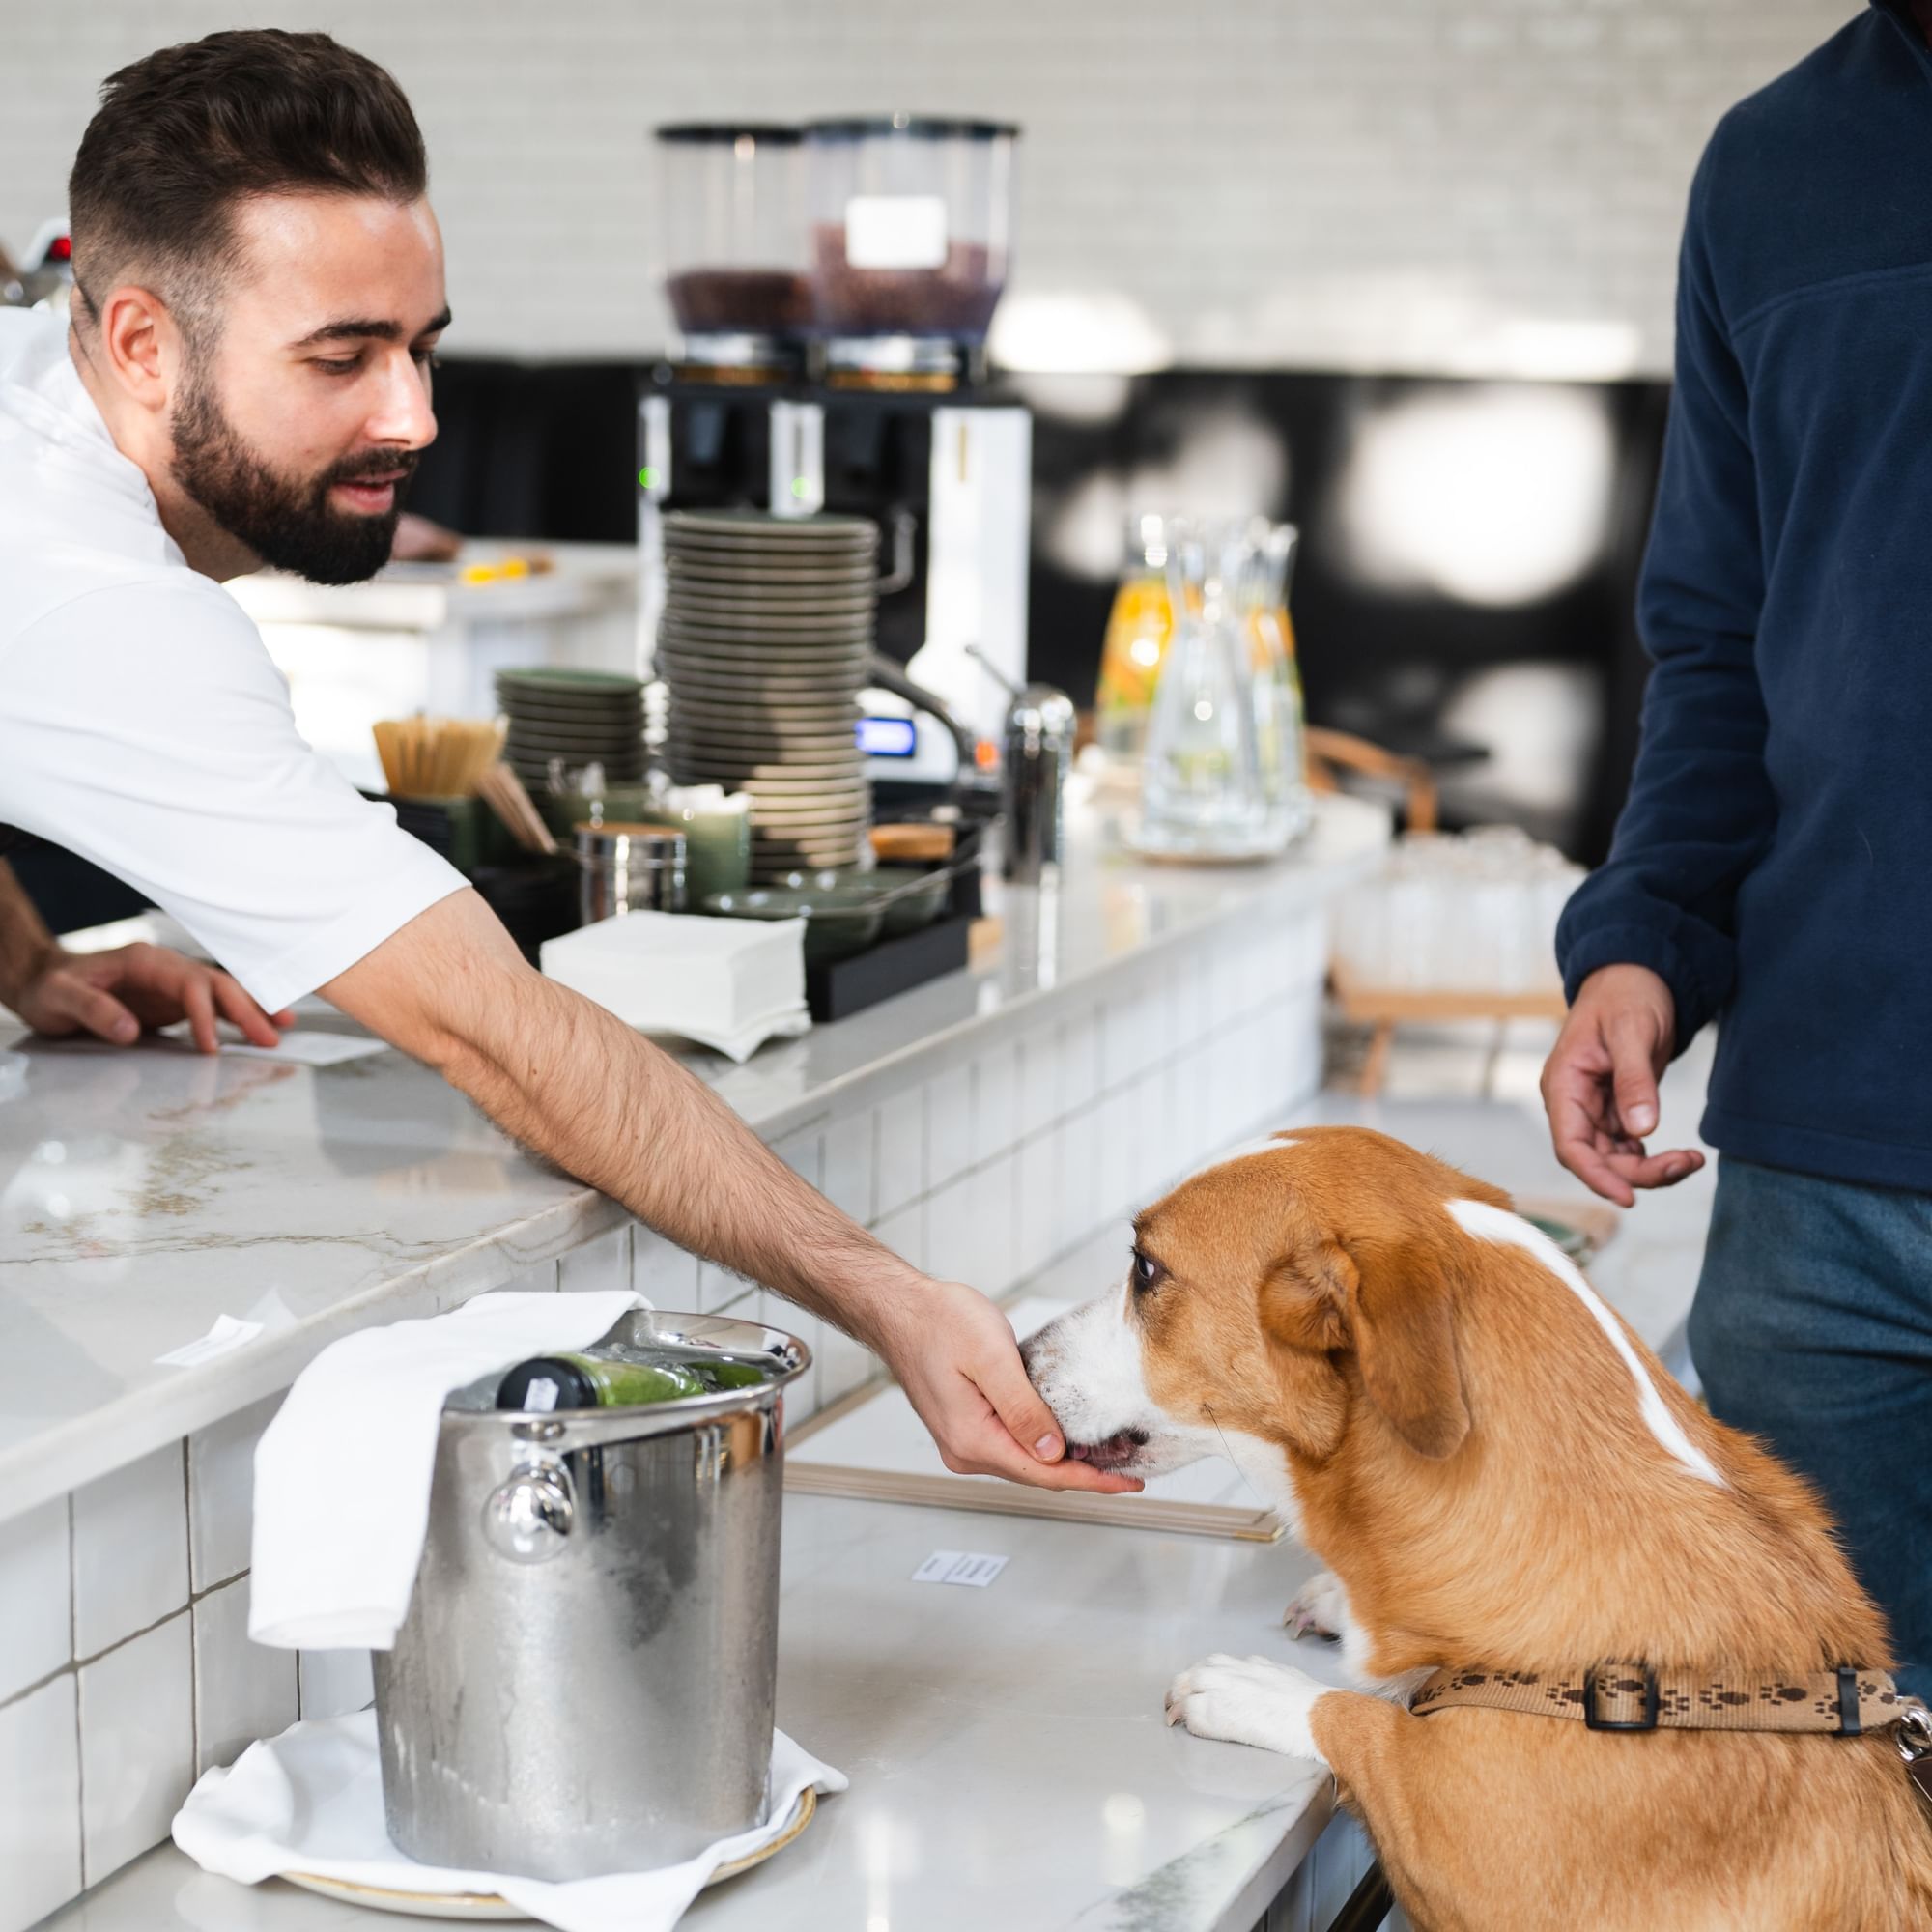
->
[169,370,417,585]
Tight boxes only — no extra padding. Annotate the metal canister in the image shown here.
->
[575,822,687,923]
[1001,684,1076,883]
[372,1309,809,1881]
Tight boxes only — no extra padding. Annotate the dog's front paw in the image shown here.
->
[1163,1652,1330,1762]
[1283,1570,1347,1642]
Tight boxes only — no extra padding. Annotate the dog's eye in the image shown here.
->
[1132,1250,1163,1292]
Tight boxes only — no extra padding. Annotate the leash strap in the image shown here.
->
[1410,1662,1910,1734]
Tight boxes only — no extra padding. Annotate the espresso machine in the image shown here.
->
[638,118,1031,783]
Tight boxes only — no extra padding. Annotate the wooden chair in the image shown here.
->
[1304,728,1568,1096]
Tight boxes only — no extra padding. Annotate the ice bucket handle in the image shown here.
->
[481,1434,578,1563]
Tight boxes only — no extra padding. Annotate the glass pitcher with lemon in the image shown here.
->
[1095,513,1175,764]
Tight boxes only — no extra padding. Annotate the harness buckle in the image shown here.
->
[1583,1663,1659,1732]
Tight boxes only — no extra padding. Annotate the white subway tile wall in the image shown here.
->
[972,1040,1021,1167]
[0,1495,70,1703]
[1017,1024,1058,1141]
[191,1575,298,1777]
[71,1443,188,1661]
[186,1391,282,1594]
[925,1061,975,1193]
[875,1086,926,1219]
[973,1151,1022,1297]
[0,1674,81,1932]
[0,0,1844,371]
[77,1611,192,1886]
[1013,1129,1062,1285]
[699,1259,747,1313]
[815,1320,876,1412]
[0,912,1326,1920]
[820,1110,876,1226]
[873,1199,927,1275]
[925,1171,979,1290]
[556,1221,632,1294]
[633,1226,702,1307]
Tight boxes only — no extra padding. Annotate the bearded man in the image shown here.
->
[0,30,1120,1502]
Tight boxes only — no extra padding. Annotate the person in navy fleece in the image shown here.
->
[1544,0,1932,1697]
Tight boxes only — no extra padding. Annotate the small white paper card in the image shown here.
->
[912,1549,1009,1588]
[160,1025,389,1066]
[224,1031,388,1065]
[156,1313,265,1367]
[844,194,950,270]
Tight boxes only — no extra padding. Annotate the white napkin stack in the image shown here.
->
[540,911,810,1063]
[249,1289,644,1651]
[174,1710,848,1932]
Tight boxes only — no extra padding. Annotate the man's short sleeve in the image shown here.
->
[0,578,467,1010]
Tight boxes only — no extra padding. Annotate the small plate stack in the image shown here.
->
[495,668,646,795]
[657,510,877,881]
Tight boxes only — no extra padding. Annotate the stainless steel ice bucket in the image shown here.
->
[372,1308,809,1881]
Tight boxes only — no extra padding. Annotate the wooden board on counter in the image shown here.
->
[785,1297,1284,1543]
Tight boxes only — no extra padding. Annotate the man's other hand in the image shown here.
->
[10,941,294,1052]
[1540,962,1704,1208]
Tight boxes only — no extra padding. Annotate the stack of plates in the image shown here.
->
[658,511,879,880]
[495,668,646,794]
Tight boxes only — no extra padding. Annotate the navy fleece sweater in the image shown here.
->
[1557,0,1932,1192]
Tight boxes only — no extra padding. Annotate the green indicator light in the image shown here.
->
[790,477,809,499]
[639,466,658,490]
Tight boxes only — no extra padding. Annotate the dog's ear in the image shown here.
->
[1259,1229,1469,1459]
[1259,1235,1352,1353]
[1341,1236,1470,1459]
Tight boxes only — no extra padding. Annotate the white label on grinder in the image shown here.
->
[912,1549,1009,1588]
[845,195,949,270]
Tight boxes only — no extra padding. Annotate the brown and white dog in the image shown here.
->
[1021,1126,1932,1931]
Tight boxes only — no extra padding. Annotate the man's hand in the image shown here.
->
[1540,962,1704,1208]
[9,941,293,1053]
[874,1278,1144,1494]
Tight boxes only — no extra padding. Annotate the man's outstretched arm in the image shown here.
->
[323,887,1141,1495]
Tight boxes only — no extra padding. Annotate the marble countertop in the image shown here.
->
[223,541,639,633]
[50,1483,1346,1932]
[0,794,1389,1523]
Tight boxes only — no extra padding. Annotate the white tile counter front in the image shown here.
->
[43,1470,1374,1932]
[0,793,1389,1924]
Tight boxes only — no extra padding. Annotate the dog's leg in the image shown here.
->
[1283,1569,1348,1642]
[1164,1653,1337,1761]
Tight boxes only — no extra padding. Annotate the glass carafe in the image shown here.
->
[1138,521,1273,858]
[1095,513,1174,764]
[1240,521,1313,845]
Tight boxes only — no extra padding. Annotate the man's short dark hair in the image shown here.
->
[68,29,426,337]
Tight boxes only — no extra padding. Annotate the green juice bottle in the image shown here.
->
[495,1352,707,1412]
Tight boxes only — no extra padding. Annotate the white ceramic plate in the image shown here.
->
[657,663,868,693]
[281,1787,817,1921]
[667,563,877,589]
[669,709,861,734]
[668,508,877,541]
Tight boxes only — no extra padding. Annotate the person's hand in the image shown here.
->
[874,1277,1145,1494]
[1540,962,1704,1208]
[8,941,294,1053]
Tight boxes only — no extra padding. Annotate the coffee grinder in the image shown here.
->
[639,117,1031,785]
